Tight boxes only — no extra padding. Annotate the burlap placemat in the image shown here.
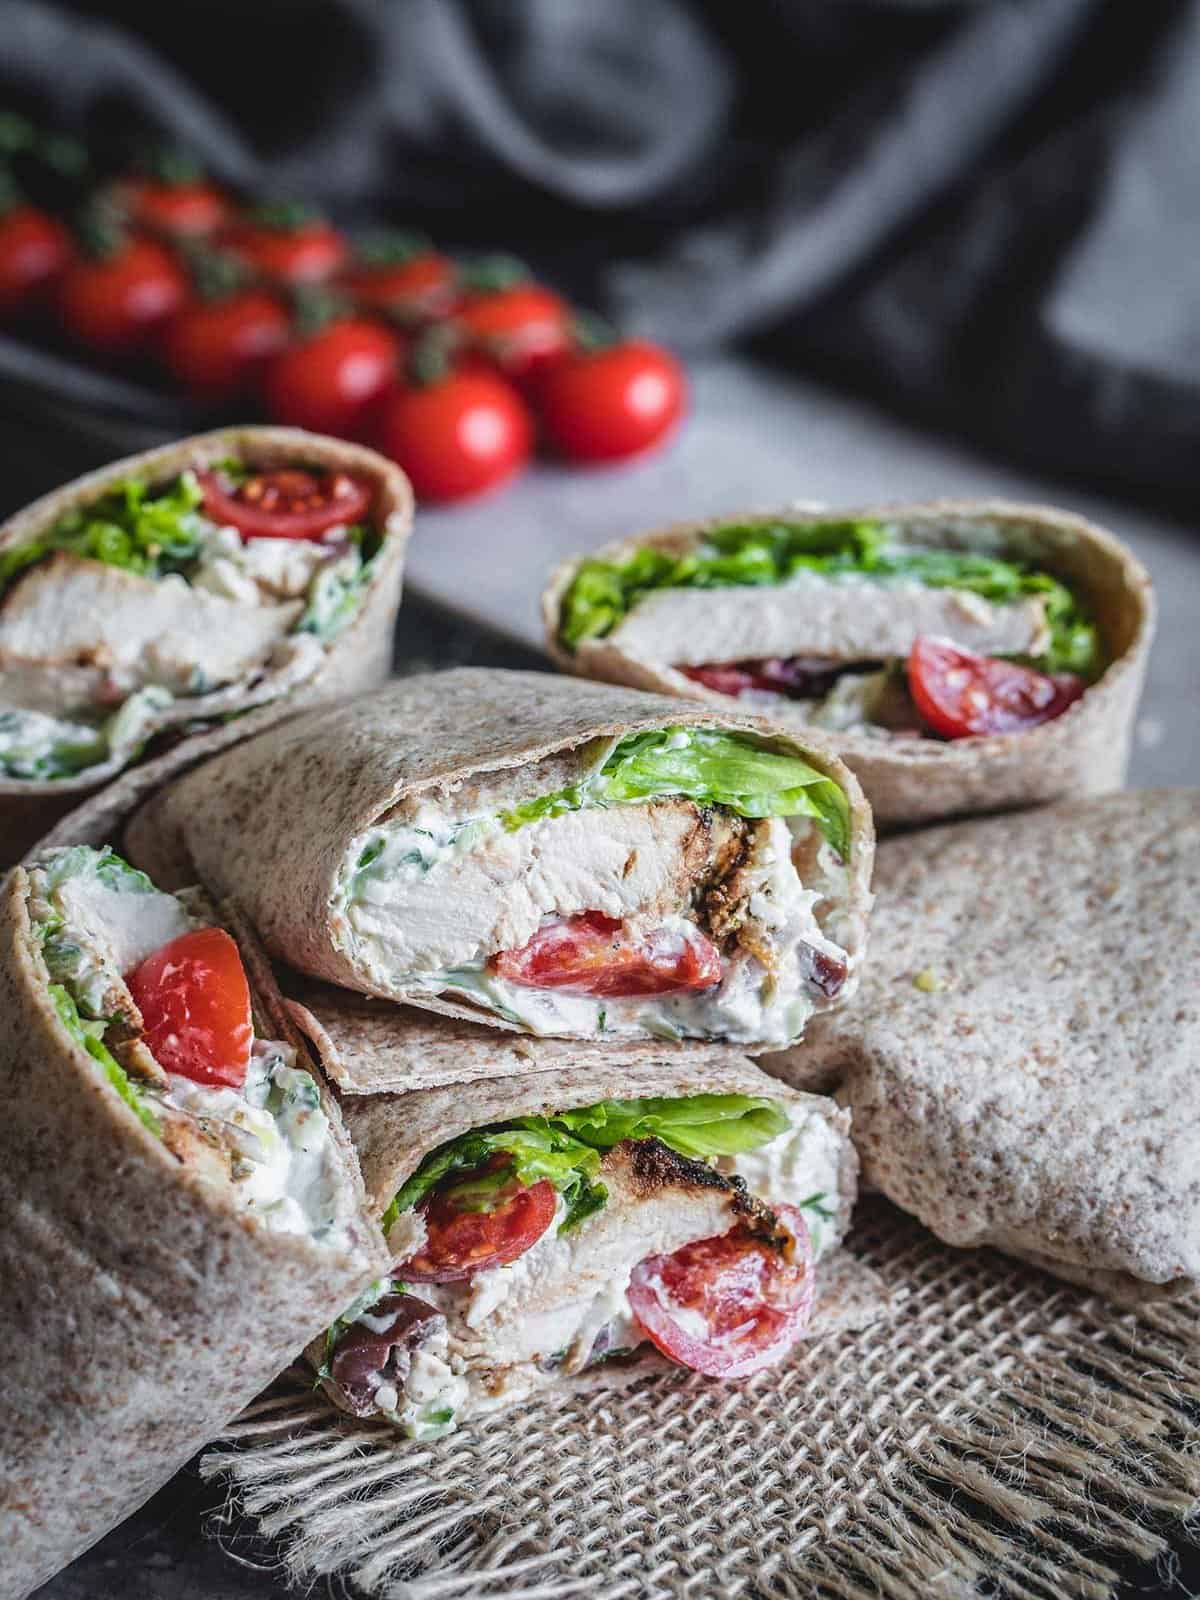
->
[203,1198,1199,1600]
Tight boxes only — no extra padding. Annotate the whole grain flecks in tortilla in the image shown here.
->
[124,669,875,1049]
[765,789,1200,1297]
[543,499,1154,829]
[1,426,413,867]
[0,866,387,1600]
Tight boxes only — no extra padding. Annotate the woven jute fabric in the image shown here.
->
[203,1197,1200,1600]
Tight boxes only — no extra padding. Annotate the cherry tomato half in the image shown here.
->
[126,926,253,1089]
[120,178,231,238]
[453,282,572,383]
[221,216,347,285]
[537,339,686,464]
[161,290,289,402]
[491,911,722,998]
[197,467,373,542]
[56,236,190,355]
[907,636,1087,740]
[0,205,72,317]
[374,365,532,502]
[344,251,459,323]
[627,1203,814,1378]
[399,1170,557,1282]
[262,318,402,439]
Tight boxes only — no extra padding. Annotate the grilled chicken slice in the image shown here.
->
[0,552,301,707]
[349,799,749,977]
[431,1138,774,1375]
[605,574,1050,667]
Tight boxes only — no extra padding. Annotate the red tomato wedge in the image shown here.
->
[197,467,372,541]
[491,911,722,998]
[628,1203,815,1378]
[907,636,1086,739]
[399,1172,557,1282]
[126,927,253,1088]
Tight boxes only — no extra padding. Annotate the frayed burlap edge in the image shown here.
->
[201,1199,1200,1600]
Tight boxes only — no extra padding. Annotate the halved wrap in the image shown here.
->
[769,790,1200,1300]
[544,501,1153,827]
[0,845,386,1600]
[0,426,413,864]
[285,991,868,1436]
[126,669,874,1051]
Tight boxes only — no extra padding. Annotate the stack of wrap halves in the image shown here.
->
[3,467,1195,1600]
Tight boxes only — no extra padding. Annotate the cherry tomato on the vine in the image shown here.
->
[262,317,403,439]
[56,235,190,354]
[119,178,232,238]
[373,360,532,502]
[221,209,347,285]
[536,339,686,463]
[344,250,459,324]
[453,278,572,383]
[0,204,72,316]
[161,289,289,402]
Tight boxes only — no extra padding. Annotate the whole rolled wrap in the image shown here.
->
[543,499,1154,829]
[125,669,875,1052]
[0,426,413,865]
[768,789,1200,1300]
[0,852,387,1600]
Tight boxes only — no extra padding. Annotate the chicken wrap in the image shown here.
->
[285,992,866,1437]
[0,844,386,1600]
[769,790,1200,1299]
[0,426,412,864]
[544,500,1153,827]
[126,670,874,1051]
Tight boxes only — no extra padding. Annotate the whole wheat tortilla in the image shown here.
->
[1,426,413,866]
[124,669,875,1047]
[0,868,389,1600]
[543,499,1154,829]
[765,789,1200,1295]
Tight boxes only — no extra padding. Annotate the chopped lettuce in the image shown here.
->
[48,982,161,1136]
[502,727,852,860]
[0,470,209,598]
[382,1091,789,1236]
[557,518,1101,677]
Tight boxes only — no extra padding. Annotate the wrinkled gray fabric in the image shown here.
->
[2,0,1199,508]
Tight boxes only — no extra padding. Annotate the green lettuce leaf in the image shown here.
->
[549,1093,790,1160]
[383,1091,789,1237]
[557,518,1100,677]
[502,728,852,860]
[48,983,161,1137]
[0,471,209,599]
